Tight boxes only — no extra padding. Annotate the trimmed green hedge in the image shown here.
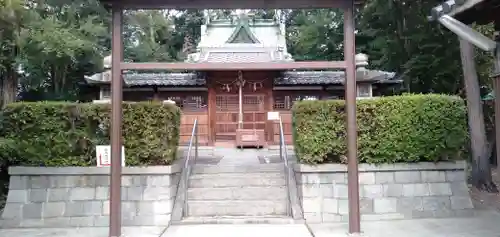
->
[0,102,181,167]
[292,94,468,164]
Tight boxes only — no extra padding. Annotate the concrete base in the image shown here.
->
[1,166,181,228]
[294,161,474,222]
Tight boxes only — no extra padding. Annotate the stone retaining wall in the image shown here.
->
[0,166,180,228]
[294,161,473,223]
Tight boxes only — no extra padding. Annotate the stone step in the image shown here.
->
[186,200,288,216]
[189,173,286,188]
[267,145,295,150]
[187,186,287,200]
[192,164,284,174]
[177,215,295,225]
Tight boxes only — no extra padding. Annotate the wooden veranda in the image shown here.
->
[98,0,363,236]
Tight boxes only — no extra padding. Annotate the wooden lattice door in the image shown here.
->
[215,94,266,142]
[242,94,266,130]
[215,94,239,141]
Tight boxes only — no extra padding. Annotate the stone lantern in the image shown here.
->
[103,55,112,69]
[355,53,369,70]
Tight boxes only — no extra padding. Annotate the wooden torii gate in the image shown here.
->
[96,0,365,236]
[430,0,500,189]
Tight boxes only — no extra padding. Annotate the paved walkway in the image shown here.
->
[214,148,262,165]
[1,211,500,237]
[0,226,165,237]
[309,210,500,237]
[161,224,312,237]
[4,210,500,237]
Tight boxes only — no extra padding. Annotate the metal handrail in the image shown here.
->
[182,118,198,215]
[184,118,199,169]
[279,116,288,168]
[278,116,304,220]
[278,116,291,216]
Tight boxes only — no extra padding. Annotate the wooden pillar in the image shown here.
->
[109,5,123,237]
[207,75,216,145]
[267,76,274,144]
[459,37,494,189]
[344,0,361,234]
[493,29,500,168]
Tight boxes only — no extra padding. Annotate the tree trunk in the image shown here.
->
[459,38,498,193]
[2,65,18,108]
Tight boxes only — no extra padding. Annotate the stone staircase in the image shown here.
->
[180,163,294,224]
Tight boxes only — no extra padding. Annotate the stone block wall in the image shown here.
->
[294,161,473,223]
[1,166,180,228]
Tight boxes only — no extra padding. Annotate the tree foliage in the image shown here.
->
[19,0,108,99]
[2,2,495,102]
[0,0,25,106]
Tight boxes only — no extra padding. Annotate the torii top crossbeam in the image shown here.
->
[99,0,365,9]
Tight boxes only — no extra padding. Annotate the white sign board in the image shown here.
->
[96,145,125,167]
[267,111,280,121]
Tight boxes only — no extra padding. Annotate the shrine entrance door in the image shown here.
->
[211,71,271,146]
[214,94,266,139]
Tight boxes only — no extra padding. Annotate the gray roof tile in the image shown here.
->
[84,71,206,86]
[274,70,397,85]
[86,70,398,86]
[123,73,205,86]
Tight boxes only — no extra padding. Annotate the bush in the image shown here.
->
[292,94,468,164]
[0,101,181,167]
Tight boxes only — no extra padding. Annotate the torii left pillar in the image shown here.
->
[110,5,124,237]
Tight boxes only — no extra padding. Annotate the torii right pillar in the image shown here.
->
[494,29,500,169]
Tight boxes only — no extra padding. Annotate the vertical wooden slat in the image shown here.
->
[208,76,216,145]
[266,74,274,143]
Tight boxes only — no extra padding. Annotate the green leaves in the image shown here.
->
[0,101,181,167]
[292,94,468,164]
[286,9,345,61]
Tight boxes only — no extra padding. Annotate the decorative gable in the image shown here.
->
[228,27,259,43]
[225,15,260,44]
